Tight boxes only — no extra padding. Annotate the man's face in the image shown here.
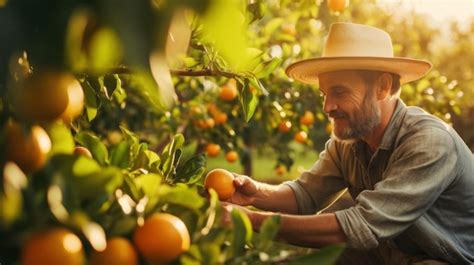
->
[319,70,381,141]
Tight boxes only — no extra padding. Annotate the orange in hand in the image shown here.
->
[204,168,235,200]
[133,213,190,264]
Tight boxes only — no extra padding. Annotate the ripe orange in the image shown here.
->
[205,143,221,157]
[278,121,292,133]
[213,112,228,124]
[133,213,190,264]
[73,146,93,159]
[299,111,315,126]
[195,118,215,129]
[21,227,85,265]
[281,23,296,36]
[219,81,238,101]
[327,0,349,12]
[60,77,84,123]
[13,70,83,122]
[204,168,235,200]
[275,165,286,176]
[5,122,52,173]
[90,237,138,265]
[225,151,239,163]
[294,131,308,143]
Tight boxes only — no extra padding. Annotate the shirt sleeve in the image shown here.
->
[284,139,348,215]
[335,127,458,249]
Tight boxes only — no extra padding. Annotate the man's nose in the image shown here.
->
[323,96,337,114]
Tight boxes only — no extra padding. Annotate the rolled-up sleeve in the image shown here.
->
[284,139,348,215]
[335,128,458,249]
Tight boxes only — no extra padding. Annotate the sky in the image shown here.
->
[378,0,474,28]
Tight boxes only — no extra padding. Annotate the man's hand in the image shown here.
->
[226,173,259,206]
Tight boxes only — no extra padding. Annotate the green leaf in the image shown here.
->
[257,215,281,251]
[160,134,185,179]
[158,184,204,210]
[263,18,284,36]
[175,154,206,184]
[200,0,251,72]
[44,121,75,155]
[231,208,253,257]
[255,58,282,79]
[135,173,162,198]
[239,81,259,122]
[75,132,109,166]
[88,27,123,72]
[73,167,123,199]
[82,80,99,122]
[288,244,346,265]
[72,156,101,177]
[110,141,131,169]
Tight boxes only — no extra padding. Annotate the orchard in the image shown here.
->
[0,0,472,264]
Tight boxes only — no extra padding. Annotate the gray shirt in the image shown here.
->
[285,99,474,264]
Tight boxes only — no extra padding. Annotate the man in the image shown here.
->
[224,23,474,264]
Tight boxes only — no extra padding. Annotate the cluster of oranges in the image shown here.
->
[21,212,191,265]
[277,110,314,144]
[21,169,239,265]
[3,67,85,174]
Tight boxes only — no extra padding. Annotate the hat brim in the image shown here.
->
[285,57,432,85]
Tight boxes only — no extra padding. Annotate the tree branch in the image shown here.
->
[101,67,237,79]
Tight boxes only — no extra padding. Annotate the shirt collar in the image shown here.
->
[377,98,407,150]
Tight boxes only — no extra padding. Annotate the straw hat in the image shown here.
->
[286,22,432,85]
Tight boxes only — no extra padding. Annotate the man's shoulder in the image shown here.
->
[400,106,454,137]
[395,105,458,150]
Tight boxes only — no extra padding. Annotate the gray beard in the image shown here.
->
[333,91,381,141]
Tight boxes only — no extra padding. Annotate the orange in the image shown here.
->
[204,168,235,200]
[294,131,308,143]
[275,165,286,176]
[205,143,221,157]
[90,237,138,265]
[219,81,238,101]
[133,213,190,264]
[21,227,84,265]
[60,77,84,123]
[73,146,93,159]
[281,23,296,36]
[327,0,349,12]
[225,151,239,163]
[213,112,228,124]
[278,121,292,133]
[195,118,215,129]
[5,122,52,173]
[13,70,83,122]
[299,111,315,126]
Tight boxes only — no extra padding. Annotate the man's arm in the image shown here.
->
[228,174,298,214]
[234,205,346,248]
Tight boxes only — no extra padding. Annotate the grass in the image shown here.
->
[206,143,320,183]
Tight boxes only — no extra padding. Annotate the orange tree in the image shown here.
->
[1,0,472,264]
[0,0,346,264]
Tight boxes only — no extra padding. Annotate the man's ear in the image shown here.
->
[376,73,392,100]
